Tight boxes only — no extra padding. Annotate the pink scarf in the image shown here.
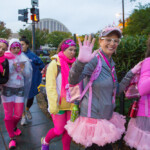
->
[0,55,6,73]
[4,51,16,60]
[4,41,22,60]
[58,51,76,103]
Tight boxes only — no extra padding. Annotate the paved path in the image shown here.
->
[0,99,84,150]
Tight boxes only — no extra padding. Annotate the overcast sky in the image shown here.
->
[1,0,149,35]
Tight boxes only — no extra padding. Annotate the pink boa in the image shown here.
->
[58,51,76,103]
[4,51,16,60]
[0,55,6,73]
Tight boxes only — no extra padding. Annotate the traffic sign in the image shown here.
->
[31,0,38,7]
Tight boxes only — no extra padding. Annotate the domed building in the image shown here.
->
[27,18,70,33]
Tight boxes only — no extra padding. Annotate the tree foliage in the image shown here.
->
[47,31,72,48]
[19,28,32,47]
[0,22,12,39]
[123,3,150,35]
[113,35,148,81]
[18,28,49,49]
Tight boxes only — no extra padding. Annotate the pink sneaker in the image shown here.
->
[9,139,16,149]
[14,128,22,136]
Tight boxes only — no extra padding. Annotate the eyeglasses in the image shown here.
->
[101,37,121,45]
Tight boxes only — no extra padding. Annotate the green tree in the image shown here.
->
[18,28,49,49]
[123,3,150,35]
[19,28,32,47]
[35,28,49,49]
[0,22,11,39]
[47,31,72,48]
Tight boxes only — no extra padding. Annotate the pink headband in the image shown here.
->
[0,39,9,47]
[61,39,76,51]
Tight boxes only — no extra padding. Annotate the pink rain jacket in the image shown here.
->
[137,58,150,117]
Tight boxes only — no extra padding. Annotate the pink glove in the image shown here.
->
[78,35,97,63]
[131,61,143,74]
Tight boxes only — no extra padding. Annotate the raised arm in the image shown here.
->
[69,35,98,85]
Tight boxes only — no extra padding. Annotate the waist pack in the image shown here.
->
[125,72,140,99]
[65,53,102,117]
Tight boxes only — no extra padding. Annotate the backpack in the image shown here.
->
[66,53,102,117]
[38,59,61,94]
[125,72,140,99]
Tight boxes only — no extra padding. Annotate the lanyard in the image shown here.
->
[99,50,116,103]
[99,50,116,83]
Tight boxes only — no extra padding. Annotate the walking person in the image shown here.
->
[124,36,150,150]
[41,39,76,150]
[0,39,9,104]
[1,39,32,149]
[20,36,44,125]
[65,27,141,150]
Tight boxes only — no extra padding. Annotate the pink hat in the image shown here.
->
[100,26,122,38]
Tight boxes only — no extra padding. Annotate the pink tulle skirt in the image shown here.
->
[65,112,126,147]
[124,117,150,150]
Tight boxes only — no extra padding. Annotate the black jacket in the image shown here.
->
[0,59,9,84]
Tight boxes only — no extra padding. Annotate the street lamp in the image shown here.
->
[115,13,121,18]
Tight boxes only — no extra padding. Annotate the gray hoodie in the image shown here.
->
[69,52,133,120]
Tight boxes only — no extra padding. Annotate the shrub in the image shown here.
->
[113,35,148,117]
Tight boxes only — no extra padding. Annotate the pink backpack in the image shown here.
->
[65,53,102,117]
[125,72,140,99]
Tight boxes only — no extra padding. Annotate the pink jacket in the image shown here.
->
[137,57,150,117]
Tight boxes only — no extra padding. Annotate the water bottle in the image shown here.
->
[70,101,79,122]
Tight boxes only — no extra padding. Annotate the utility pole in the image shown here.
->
[122,0,125,29]
[32,18,36,52]
[31,0,38,52]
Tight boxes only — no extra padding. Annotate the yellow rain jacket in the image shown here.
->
[46,54,73,114]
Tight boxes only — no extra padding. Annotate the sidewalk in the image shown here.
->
[0,99,84,150]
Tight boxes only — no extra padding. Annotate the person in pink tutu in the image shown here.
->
[124,37,150,150]
[65,26,142,150]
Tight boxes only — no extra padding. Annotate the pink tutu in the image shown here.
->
[124,118,150,150]
[65,112,126,147]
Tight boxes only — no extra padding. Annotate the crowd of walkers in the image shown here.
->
[0,25,150,150]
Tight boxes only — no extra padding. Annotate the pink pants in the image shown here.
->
[3,102,24,138]
[45,111,71,150]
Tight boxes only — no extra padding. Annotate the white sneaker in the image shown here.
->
[26,110,32,120]
[21,116,27,126]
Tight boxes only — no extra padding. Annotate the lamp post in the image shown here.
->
[73,34,77,44]
[122,0,125,29]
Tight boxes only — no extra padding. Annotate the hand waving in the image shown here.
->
[78,35,97,63]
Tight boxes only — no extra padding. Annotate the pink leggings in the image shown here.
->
[45,111,71,150]
[3,102,24,138]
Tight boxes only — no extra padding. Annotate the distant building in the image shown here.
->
[8,33,20,40]
[27,18,70,33]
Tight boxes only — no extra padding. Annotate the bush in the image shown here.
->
[112,35,148,118]
[113,35,148,81]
